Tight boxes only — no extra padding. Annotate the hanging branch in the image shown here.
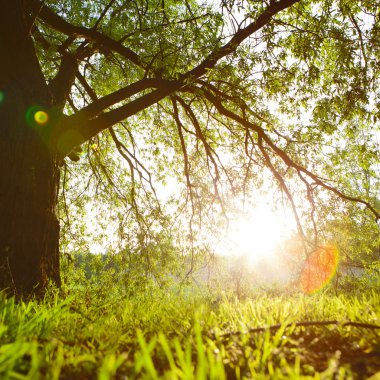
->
[176,97,228,213]
[108,128,136,184]
[201,88,380,221]
[176,98,220,180]
[257,135,309,254]
[108,126,140,218]
[60,162,71,231]
[108,126,160,205]
[298,171,319,246]
[242,128,263,202]
[171,97,197,278]
[171,98,193,200]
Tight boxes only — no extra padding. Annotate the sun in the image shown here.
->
[223,205,294,264]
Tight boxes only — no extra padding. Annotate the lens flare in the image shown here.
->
[34,110,49,125]
[300,245,339,294]
[26,106,49,128]
[0,91,4,103]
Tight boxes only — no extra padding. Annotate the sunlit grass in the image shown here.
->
[0,281,379,379]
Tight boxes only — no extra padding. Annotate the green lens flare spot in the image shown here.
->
[34,110,49,125]
[0,91,4,103]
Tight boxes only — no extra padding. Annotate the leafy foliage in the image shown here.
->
[23,0,378,261]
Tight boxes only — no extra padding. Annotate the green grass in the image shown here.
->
[0,283,380,379]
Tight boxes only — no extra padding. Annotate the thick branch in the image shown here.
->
[49,53,78,108]
[31,25,51,50]
[74,78,174,120]
[76,70,98,102]
[33,1,145,69]
[52,0,299,156]
[181,0,300,80]
[53,80,180,158]
[76,0,297,133]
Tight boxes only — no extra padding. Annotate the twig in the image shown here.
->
[215,320,380,340]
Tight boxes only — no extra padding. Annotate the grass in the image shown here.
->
[0,280,380,379]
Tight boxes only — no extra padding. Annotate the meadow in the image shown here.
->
[1,271,380,380]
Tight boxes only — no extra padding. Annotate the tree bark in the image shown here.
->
[0,1,61,297]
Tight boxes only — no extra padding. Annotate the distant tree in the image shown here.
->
[1,0,379,296]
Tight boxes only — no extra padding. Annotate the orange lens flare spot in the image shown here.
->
[300,245,339,294]
[34,110,48,125]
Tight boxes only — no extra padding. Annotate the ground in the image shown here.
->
[1,277,379,379]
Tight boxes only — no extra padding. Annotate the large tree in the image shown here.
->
[0,0,379,296]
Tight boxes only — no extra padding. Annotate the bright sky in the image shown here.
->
[231,208,290,256]
[215,201,296,263]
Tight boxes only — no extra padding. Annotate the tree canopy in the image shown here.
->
[35,0,378,240]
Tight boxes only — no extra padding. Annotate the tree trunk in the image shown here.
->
[0,1,61,297]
